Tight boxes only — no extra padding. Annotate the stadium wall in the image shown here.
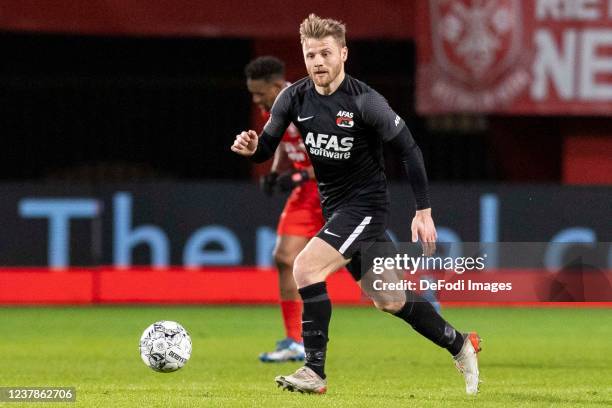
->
[0,182,610,305]
[0,182,610,268]
[0,0,416,39]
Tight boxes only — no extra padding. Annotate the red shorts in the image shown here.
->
[277,180,324,237]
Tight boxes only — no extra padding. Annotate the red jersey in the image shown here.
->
[262,111,311,171]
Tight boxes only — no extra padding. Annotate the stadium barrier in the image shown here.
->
[1,183,610,306]
[0,183,610,268]
[1,267,610,306]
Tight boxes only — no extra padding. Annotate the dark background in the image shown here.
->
[1,32,580,183]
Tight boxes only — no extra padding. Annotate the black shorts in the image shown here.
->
[316,206,392,281]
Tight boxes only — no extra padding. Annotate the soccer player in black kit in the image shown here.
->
[232,14,481,396]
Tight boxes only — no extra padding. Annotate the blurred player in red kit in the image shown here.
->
[245,56,324,362]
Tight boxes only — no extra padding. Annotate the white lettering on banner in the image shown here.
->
[536,0,603,21]
[580,30,612,100]
[532,29,612,101]
[531,29,576,100]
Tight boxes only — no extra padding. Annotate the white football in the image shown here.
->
[139,321,192,372]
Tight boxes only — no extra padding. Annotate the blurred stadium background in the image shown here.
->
[0,1,611,406]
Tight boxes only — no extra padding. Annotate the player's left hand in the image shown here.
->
[411,208,437,256]
[260,172,278,196]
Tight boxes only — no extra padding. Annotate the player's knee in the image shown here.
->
[273,246,296,273]
[293,252,320,287]
[373,299,405,314]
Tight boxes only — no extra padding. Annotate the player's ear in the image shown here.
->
[341,46,348,62]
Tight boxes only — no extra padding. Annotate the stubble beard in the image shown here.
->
[311,67,338,88]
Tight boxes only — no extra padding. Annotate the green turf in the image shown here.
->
[0,306,611,407]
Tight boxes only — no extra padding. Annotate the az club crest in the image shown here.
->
[336,110,354,128]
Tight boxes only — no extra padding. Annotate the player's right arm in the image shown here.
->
[231,87,292,163]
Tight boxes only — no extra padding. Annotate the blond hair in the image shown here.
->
[299,14,346,47]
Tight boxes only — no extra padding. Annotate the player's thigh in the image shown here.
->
[316,206,388,274]
[293,237,350,283]
[357,232,407,309]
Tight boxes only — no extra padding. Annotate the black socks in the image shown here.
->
[298,282,464,383]
[299,282,332,379]
[394,292,464,356]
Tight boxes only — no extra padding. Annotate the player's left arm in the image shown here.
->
[387,126,437,256]
[358,90,437,255]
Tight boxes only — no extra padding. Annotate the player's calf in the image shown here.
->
[393,291,464,355]
[298,282,331,380]
[372,299,405,314]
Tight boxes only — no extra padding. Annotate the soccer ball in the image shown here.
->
[139,321,192,372]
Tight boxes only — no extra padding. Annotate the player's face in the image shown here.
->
[302,36,347,89]
[246,78,283,112]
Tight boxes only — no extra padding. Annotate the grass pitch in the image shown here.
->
[1,306,611,407]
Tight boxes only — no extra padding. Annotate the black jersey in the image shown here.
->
[262,75,405,215]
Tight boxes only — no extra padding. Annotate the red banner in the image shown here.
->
[416,0,612,114]
[0,267,610,305]
[0,267,362,305]
[0,0,415,39]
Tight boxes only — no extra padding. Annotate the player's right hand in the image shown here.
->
[230,130,258,156]
[260,172,278,196]
[411,208,437,257]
